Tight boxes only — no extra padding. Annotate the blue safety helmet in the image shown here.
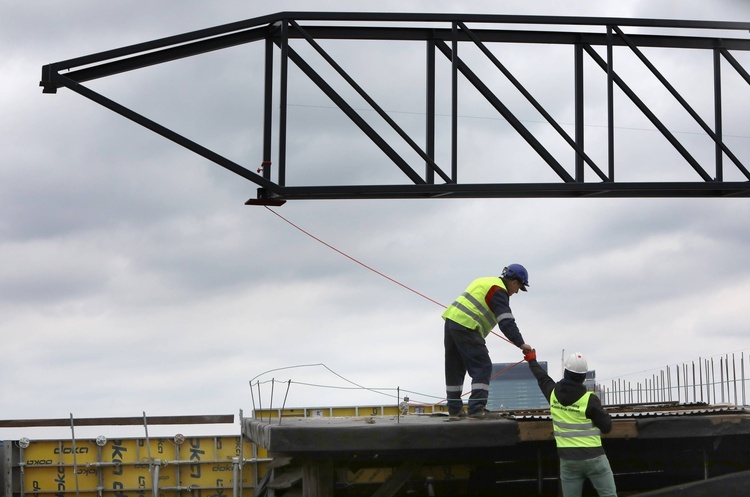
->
[502,264,529,291]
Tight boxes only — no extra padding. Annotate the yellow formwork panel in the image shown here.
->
[23,439,101,465]
[100,462,152,491]
[23,440,101,493]
[24,465,99,494]
[175,437,240,489]
[330,407,359,417]
[23,492,259,497]
[29,494,99,497]
[254,404,448,419]
[16,435,266,497]
[255,444,269,460]
[262,408,308,418]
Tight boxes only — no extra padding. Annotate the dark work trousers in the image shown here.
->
[444,319,492,415]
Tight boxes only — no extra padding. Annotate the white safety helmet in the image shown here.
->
[564,352,588,374]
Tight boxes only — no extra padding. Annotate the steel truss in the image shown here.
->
[40,12,750,201]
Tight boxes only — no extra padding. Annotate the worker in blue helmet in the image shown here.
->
[442,264,533,420]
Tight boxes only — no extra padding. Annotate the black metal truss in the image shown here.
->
[40,12,750,202]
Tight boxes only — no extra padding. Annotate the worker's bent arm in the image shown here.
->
[586,395,612,434]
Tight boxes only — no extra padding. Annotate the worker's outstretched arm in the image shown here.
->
[524,350,555,401]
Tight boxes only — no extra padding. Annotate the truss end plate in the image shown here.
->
[245,197,287,207]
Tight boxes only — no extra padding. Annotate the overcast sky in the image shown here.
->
[2,0,750,440]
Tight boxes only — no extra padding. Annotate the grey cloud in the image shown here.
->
[3,1,750,431]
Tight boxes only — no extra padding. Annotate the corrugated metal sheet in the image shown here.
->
[508,402,750,420]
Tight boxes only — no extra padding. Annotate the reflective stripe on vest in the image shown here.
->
[441,277,507,337]
[550,390,602,448]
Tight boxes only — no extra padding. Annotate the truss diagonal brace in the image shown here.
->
[289,20,452,184]
[435,40,576,184]
[52,73,280,193]
[612,25,749,180]
[281,43,428,185]
[458,22,608,182]
[583,44,714,182]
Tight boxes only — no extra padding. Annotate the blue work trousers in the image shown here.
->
[444,320,492,415]
[559,455,617,497]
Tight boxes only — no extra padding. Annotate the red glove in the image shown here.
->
[524,349,537,362]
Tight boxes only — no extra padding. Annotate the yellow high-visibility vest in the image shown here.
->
[442,277,507,338]
[550,390,602,449]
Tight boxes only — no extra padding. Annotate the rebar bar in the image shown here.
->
[603,352,748,407]
[735,355,741,405]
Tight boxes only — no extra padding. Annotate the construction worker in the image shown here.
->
[524,350,617,497]
[442,264,533,420]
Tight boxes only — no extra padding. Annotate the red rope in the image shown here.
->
[456,360,525,399]
[263,206,522,398]
[264,206,447,309]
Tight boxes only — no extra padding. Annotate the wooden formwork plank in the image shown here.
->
[517,419,638,442]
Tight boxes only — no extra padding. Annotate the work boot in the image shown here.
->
[467,409,513,420]
[447,410,467,421]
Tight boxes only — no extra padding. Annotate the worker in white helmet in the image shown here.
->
[524,349,617,497]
